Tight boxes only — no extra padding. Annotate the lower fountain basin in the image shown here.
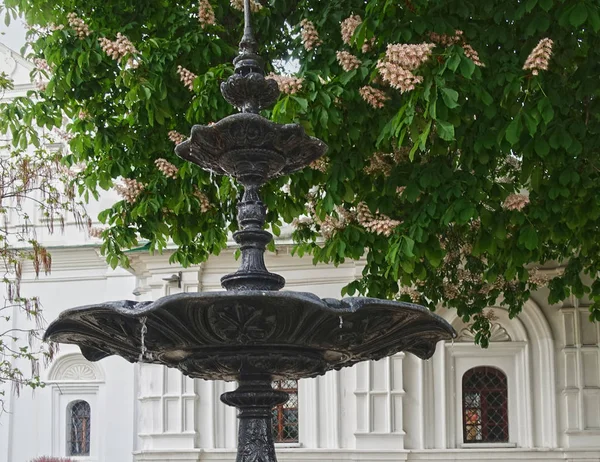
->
[44,291,455,381]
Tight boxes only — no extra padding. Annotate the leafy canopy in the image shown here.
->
[1,0,600,345]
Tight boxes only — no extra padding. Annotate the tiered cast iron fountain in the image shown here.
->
[45,2,456,460]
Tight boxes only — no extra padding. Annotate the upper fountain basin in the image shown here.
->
[174,113,327,185]
[44,290,455,381]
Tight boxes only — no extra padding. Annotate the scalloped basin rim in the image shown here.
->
[44,290,456,380]
[174,113,328,180]
[48,290,454,335]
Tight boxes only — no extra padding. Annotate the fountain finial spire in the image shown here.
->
[220,0,280,113]
[240,0,258,55]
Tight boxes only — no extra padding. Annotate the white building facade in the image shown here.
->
[1,42,600,462]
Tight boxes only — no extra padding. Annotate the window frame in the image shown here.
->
[446,342,530,448]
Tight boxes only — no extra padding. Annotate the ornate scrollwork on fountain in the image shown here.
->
[221,73,280,113]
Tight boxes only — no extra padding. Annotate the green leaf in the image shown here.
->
[440,87,459,109]
[526,0,538,12]
[519,226,539,251]
[400,236,415,258]
[319,108,329,128]
[505,113,522,145]
[519,225,539,250]
[447,53,461,72]
[570,3,588,27]
[539,0,553,11]
[436,120,455,141]
[460,55,476,79]
[539,99,554,124]
[291,96,308,111]
[318,91,331,108]
[589,7,600,32]
[339,69,357,85]
[534,137,550,157]
[523,112,539,137]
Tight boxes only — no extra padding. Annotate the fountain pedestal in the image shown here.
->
[221,378,288,462]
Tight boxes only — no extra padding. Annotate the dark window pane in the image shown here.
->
[67,400,91,456]
[462,367,508,443]
[272,380,299,443]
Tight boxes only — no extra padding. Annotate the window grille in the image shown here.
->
[67,400,91,456]
[272,380,299,443]
[462,367,509,443]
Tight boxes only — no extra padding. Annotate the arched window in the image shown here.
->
[67,400,91,456]
[272,380,298,443]
[462,367,508,443]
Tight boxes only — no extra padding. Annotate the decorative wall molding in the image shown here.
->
[62,364,98,381]
[47,352,105,382]
[457,322,512,343]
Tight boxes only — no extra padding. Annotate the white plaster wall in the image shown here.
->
[0,248,137,462]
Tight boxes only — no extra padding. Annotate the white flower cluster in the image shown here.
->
[375,43,435,94]
[462,44,485,67]
[309,157,329,173]
[266,73,303,95]
[193,188,212,213]
[399,286,421,303]
[385,43,436,70]
[34,58,51,72]
[376,61,423,93]
[359,86,389,109]
[375,43,436,93]
[341,15,362,45]
[356,202,401,237]
[319,206,355,240]
[502,193,529,211]
[48,23,66,32]
[177,66,197,91]
[115,178,145,204]
[429,30,485,67]
[67,13,91,39]
[336,51,362,72]
[523,38,554,75]
[429,30,463,47]
[155,158,179,179]
[300,19,322,51]
[363,148,410,176]
[99,33,139,68]
[528,268,552,286]
[198,0,216,28]
[168,130,187,145]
